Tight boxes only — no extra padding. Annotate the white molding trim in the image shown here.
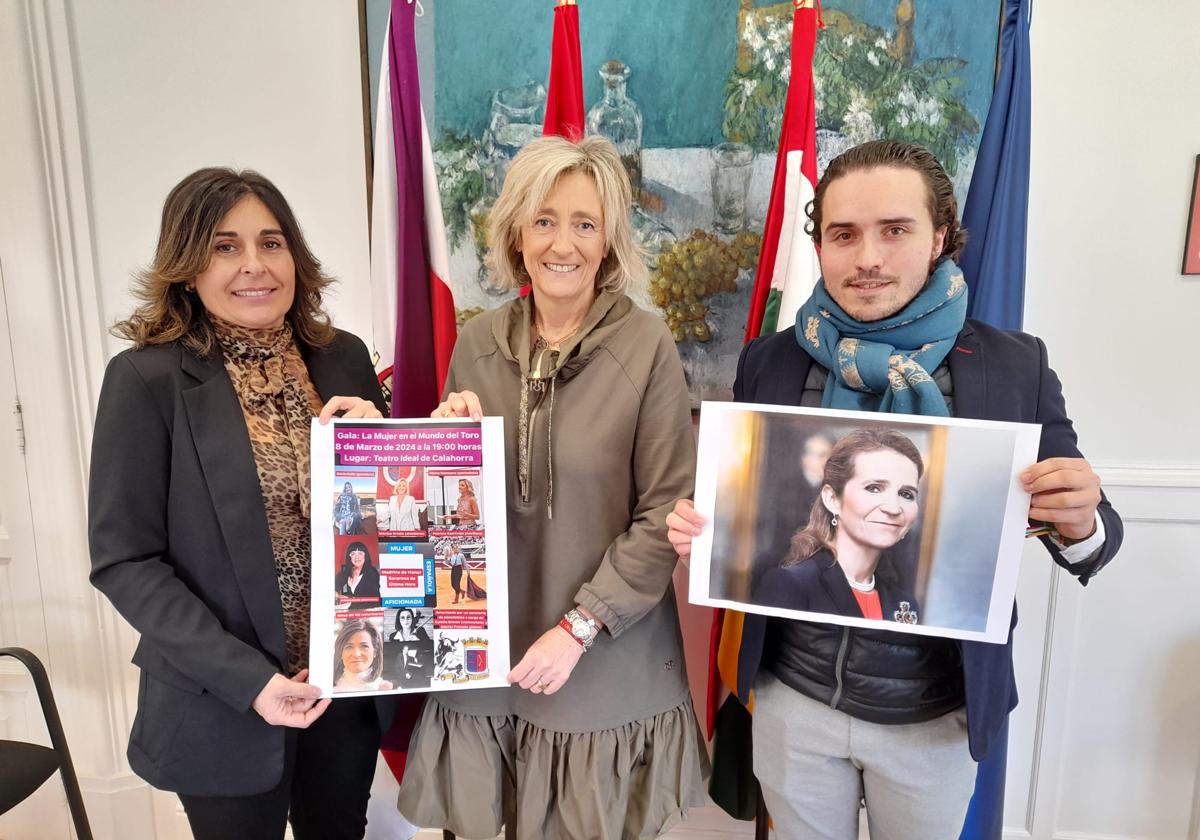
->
[23,0,108,449]
[1093,463,1200,489]
[1094,463,1200,525]
[14,0,138,786]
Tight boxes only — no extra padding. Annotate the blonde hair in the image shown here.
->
[486,135,647,295]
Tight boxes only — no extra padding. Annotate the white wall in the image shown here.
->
[0,3,376,838]
[71,0,376,358]
[1026,0,1200,465]
[1002,3,1200,838]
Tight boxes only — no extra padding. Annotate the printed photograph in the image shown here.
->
[382,607,435,690]
[333,536,383,610]
[332,615,392,694]
[375,466,429,534]
[690,402,1039,642]
[432,537,487,610]
[333,469,378,536]
[426,469,483,532]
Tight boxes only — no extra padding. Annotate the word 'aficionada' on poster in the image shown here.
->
[309,418,509,697]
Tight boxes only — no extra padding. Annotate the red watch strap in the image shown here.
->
[559,617,584,646]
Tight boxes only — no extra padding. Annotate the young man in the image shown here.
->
[668,140,1123,839]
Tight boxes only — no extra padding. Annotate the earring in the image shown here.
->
[185,284,196,292]
[831,515,838,527]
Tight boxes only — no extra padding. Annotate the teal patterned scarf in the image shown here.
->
[793,258,968,416]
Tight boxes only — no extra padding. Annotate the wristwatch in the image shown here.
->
[560,608,597,652]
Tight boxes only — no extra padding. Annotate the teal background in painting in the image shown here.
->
[430,0,737,148]
[366,1,1000,149]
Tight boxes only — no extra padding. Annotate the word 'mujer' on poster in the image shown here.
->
[309,418,509,697]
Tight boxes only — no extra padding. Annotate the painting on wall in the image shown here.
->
[367,0,1003,403]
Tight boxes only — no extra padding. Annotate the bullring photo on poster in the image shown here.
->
[688,402,1041,643]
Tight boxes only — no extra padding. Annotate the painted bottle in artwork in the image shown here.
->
[586,60,644,197]
[485,82,546,180]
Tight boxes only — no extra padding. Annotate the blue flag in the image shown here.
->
[960,0,1032,332]
[958,2,1031,838]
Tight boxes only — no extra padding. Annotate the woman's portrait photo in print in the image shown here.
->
[689,402,1040,642]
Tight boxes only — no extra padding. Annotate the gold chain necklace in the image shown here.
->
[534,320,582,351]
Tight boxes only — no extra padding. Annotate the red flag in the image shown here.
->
[743,0,823,341]
[712,0,823,734]
[521,0,584,299]
[543,1,585,140]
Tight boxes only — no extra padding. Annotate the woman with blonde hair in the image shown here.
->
[450,477,479,527]
[398,136,707,839]
[388,475,421,531]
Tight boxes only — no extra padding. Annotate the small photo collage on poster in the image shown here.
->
[332,458,489,692]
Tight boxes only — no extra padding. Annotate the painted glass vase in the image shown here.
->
[585,60,644,197]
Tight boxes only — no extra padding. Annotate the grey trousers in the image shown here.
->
[752,672,978,840]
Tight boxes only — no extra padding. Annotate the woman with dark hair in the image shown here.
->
[757,429,924,623]
[335,541,381,607]
[389,608,432,689]
[390,607,430,643]
[333,619,392,692]
[335,481,364,534]
[88,167,389,840]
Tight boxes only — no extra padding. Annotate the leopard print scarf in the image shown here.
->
[212,317,323,674]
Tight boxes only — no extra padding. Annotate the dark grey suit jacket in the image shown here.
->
[88,330,386,796]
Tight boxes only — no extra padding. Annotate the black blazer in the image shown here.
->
[335,563,382,604]
[88,330,387,796]
[731,320,1124,761]
[755,549,918,622]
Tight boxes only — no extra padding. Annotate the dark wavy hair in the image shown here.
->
[112,167,336,357]
[805,139,968,261]
[394,607,417,634]
[786,428,924,566]
[333,619,384,684]
[339,541,375,575]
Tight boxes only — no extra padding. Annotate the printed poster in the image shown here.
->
[309,417,510,696]
[688,402,1040,643]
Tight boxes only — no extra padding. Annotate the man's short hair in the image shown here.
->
[804,140,968,261]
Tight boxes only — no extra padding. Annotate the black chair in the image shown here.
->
[0,647,93,839]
